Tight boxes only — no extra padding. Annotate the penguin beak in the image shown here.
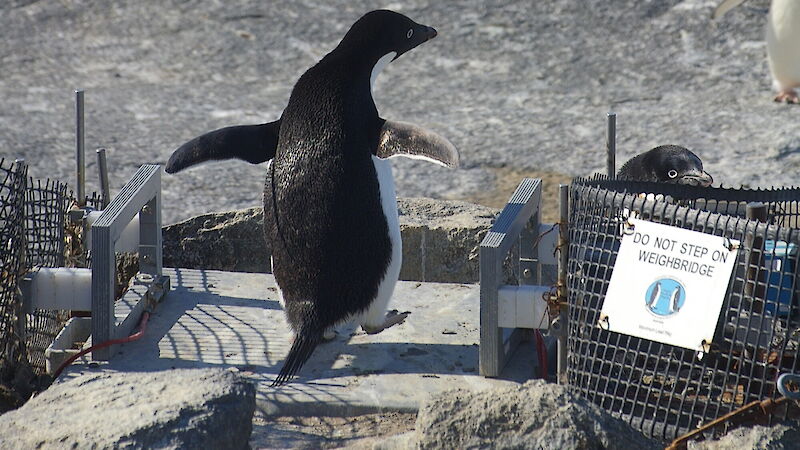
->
[678,170,714,187]
[424,26,438,41]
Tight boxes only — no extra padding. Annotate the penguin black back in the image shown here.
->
[265,10,438,385]
[617,145,714,187]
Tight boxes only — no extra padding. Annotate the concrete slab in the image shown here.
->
[62,268,531,416]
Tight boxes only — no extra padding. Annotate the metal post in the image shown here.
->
[97,148,110,209]
[557,184,569,382]
[744,202,767,304]
[746,202,768,222]
[606,112,616,178]
[76,90,86,207]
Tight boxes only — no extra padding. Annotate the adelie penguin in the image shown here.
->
[617,145,713,186]
[166,10,459,385]
[714,0,800,103]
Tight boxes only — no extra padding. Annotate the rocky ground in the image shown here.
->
[1,0,794,226]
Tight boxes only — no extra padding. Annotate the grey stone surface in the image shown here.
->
[412,379,660,450]
[1,0,791,227]
[61,269,524,417]
[0,368,256,449]
[397,197,497,282]
[687,421,800,450]
[163,206,267,273]
[163,197,502,283]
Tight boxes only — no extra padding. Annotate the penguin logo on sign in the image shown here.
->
[645,278,686,316]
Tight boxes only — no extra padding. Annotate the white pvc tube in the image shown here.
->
[85,210,140,253]
[29,268,92,311]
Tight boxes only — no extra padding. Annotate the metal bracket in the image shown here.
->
[91,164,165,360]
[480,178,558,377]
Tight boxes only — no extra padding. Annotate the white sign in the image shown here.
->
[600,218,739,351]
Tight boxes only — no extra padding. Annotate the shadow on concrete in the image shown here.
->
[63,268,528,415]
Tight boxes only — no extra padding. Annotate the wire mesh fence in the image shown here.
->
[566,176,800,441]
[22,177,73,373]
[0,159,102,409]
[0,159,29,399]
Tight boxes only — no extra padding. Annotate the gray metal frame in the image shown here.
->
[91,164,163,360]
[479,178,543,377]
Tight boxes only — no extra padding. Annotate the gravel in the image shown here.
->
[1,0,791,225]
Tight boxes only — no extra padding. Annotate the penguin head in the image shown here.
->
[647,145,714,187]
[339,10,437,63]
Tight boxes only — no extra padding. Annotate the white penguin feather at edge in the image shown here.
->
[359,51,403,327]
[767,0,800,91]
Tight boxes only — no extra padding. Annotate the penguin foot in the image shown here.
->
[774,90,800,104]
[361,309,411,335]
[322,328,337,342]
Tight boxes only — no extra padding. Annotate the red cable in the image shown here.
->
[534,329,548,380]
[51,311,150,380]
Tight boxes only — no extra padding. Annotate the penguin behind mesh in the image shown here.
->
[617,145,713,186]
[165,10,459,385]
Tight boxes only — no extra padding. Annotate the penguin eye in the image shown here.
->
[667,169,678,179]
[407,29,413,39]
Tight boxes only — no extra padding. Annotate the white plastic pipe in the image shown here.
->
[498,284,551,329]
[85,210,140,253]
[27,268,92,311]
[537,223,559,265]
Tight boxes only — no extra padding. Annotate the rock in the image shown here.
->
[116,252,140,299]
[687,421,800,450]
[397,197,497,282]
[412,379,659,450]
[0,368,255,449]
[163,207,267,273]
[163,197,509,283]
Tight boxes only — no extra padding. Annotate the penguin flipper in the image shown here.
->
[165,120,281,174]
[376,119,460,169]
[271,332,321,386]
[712,0,747,20]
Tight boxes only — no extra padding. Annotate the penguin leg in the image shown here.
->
[774,89,800,104]
[361,309,410,335]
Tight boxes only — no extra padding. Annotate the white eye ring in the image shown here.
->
[407,29,413,38]
[668,169,678,179]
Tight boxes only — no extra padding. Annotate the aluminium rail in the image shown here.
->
[479,178,560,377]
[91,163,167,360]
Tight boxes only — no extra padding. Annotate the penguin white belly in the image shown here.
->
[767,0,800,90]
[358,155,402,328]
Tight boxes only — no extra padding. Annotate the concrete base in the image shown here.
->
[62,268,533,416]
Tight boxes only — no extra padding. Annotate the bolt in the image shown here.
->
[136,273,154,283]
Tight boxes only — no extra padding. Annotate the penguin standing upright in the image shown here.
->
[166,10,459,386]
[714,0,800,103]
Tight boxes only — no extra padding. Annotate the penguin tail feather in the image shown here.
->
[271,332,321,386]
